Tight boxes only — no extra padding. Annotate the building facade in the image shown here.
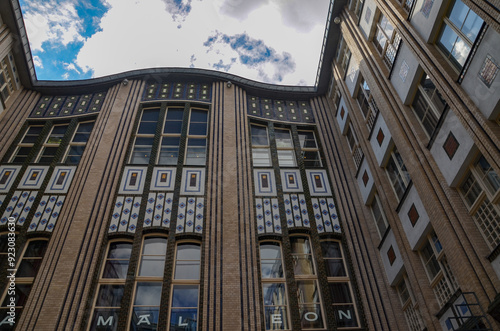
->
[0,0,499,330]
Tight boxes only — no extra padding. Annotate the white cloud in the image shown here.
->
[22,0,84,52]
[26,0,330,85]
[33,55,43,68]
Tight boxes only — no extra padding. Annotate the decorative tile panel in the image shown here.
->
[29,92,106,118]
[108,196,141,233]
[150,168,176,191]
[18,166,49,190]
[284,194,310,229]
[0,165,21,192]
[306,170,332,196]
[280,169,303,192]
[45,166,76,194]
[247,96,314,123]
[29,195,65,232]
[312,198,341,233]
[256,198,281,235]
[180,168,206,196]
[118,167,147,195]
[254,169,277,196]
[144,192,173,228]
[142,81,211,102]
[176,197,204,234]
[1,191,37,226]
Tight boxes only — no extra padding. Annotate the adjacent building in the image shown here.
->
[0,0,499,330]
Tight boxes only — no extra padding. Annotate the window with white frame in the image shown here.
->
[411,74,447,138]
[37,124,69,163]
[336,36,352,75]
[130,108,160,164]
[345,125,363,169]
[349,0,364,20]
[459,155,500,250]
[291,236,325,329]
[437,0,484,70]
[89,241,132,331]
[356,78,379,132]
[298,130,322,168]
[370,192,389,238]
[185,109,208,165]
[0,238,48,329]
[64,121,95,164]
[373,13,401,69]
[0,53,19,105]
[275,128,296,167]
[396,274,425,331]
[158,107,183,165]
[385,147,411,201]
[169,242,201,330]
[419,231,459,307]
[251,124,271,167]
[10,125,44,163]
[129,236,167,330]
[321,240,359,329]
[260,242,290,330]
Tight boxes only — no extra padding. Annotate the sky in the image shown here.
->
[19,0,331,86]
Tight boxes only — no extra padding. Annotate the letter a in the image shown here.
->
[137,314,152,325]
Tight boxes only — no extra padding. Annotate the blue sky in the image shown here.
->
[19,0,330,85]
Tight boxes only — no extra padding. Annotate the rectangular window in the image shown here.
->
[291,236,325,329]
[419,232,458,307]
[411,74,447,137]
[169,243,201,330]
[130,108,160,164]
[158,108,183,165]
[396,274,425,331]
[129,236,167,330]
[298,131,322,168]
[64,121,95,164]
[275,128,296,167]
[10,125,44,163]
[385,147,411,200]
[459,156,500,250]
[373,13,401,68]
[185,109,208,165]
[260,242,289,330]
[356,78,379,132]
[321,240,359,329]
[251,124,271,167]
[336,36,352,75]
[37,124,69,164]
[437,0,484,70]
[370,193,388,238]
[345,125,363,169]
[89,241,132,331]
[0,239,48,327]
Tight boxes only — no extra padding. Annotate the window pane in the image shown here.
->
[17,259,43,277]
[186,138,207,165]
[134,282,162,306]
[252,148,271,167]
[251,125,269,146]
[137,122,158,135]
[171,285,199,308]
[263,283,287,306]
[22,240,47,257]
[164,109,184,134]
[158,136,180,165]
[95,284,124,307]
[103,260,130,279]
[170,308,198,330]
[139,257,166,277]
[449,0,469,28]
[277,150,296,167]
[107,242,132,259]
[329,282,352,303]
[1,284,31,307]
[298,132,317,148]
[275,129,293,148]
[477,156,500,193]
[302,151,322,167]
[189,110,208,136]
[462,9,483,40]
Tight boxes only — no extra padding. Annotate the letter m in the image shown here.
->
[97,316,113,326]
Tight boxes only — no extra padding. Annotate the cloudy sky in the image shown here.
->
[19,0,331,85]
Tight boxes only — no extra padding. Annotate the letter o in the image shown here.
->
[304,312,318,321]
